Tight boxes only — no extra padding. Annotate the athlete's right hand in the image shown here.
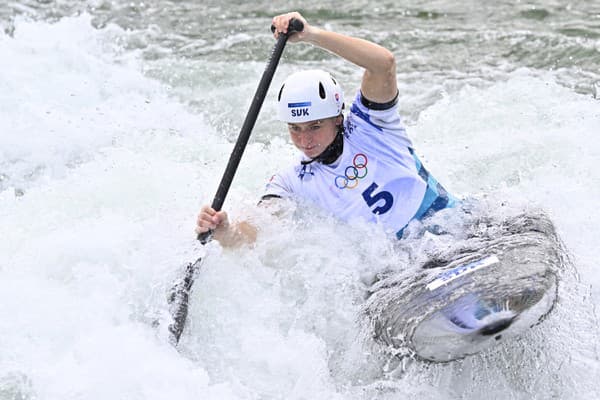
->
[195,205,229,235]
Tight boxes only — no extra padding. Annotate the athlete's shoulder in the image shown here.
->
[344,90,411,147]
[347,90,401,125]
[264,156,319,197]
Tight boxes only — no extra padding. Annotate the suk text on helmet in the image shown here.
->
[277,70,345,123]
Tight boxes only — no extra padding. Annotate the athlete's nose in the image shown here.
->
[299,131,312,146]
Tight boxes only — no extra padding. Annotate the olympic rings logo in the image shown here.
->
[335,153,368,189]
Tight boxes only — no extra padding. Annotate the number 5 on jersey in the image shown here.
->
[362,182,394,215]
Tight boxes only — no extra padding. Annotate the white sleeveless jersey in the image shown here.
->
[264,91,427,235]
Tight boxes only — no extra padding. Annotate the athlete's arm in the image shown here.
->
[195,205,257,248]
[271,12,398,104]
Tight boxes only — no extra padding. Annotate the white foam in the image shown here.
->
[0,14,212,193]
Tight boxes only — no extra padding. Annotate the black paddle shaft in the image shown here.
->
[168,19,303,345]
[198,18,304,244]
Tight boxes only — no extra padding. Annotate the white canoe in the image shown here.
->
[364,211,563,362]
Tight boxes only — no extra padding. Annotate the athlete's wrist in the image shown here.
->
[304,26,328,46]
[213,220,257,248]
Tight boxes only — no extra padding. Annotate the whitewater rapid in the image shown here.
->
[1,14,599,400]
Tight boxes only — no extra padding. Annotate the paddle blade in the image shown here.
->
[168,257,203,345]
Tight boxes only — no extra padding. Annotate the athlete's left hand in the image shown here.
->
[271,11,312,43]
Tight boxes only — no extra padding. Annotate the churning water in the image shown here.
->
[1,1,599,399]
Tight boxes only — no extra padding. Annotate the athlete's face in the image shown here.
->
[287,116,342,159]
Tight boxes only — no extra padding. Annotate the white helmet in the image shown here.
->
[277,69,344,123]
